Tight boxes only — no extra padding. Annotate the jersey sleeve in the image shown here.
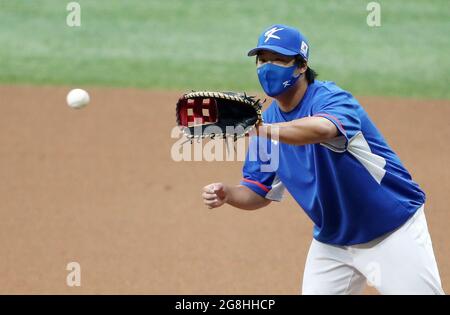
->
[240,136,285,202]
[312,89,362,152]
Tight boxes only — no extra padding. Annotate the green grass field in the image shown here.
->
[0,0,449,98]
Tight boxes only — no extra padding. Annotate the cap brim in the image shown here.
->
[247,45,299,57]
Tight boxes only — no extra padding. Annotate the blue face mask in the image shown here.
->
[257,63,301,97]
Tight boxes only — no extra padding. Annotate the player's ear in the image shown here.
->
[294,64,306,77]
[295,58,307,76]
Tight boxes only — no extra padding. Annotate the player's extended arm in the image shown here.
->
[258,116,338,145]
[202,183,271,210]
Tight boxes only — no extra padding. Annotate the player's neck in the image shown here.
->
[275,77,308,113]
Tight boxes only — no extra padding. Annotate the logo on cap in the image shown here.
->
[300,41,308,57]
[264,27,284,43]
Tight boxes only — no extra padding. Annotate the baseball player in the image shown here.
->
[202,24,444,295]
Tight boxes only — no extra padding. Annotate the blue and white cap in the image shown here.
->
[247,24,310,60]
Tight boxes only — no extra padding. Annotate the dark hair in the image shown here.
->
[255,54,317,84]
[294,55,317,84]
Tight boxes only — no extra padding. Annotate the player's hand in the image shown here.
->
[202,183,229,209]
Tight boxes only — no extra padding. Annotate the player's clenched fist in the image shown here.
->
[202,183,228,209]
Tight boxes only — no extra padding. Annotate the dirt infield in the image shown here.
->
[0,85,448,294]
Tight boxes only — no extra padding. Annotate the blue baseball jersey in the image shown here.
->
[241,80,425,245]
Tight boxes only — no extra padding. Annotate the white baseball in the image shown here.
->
[66,88,90,109]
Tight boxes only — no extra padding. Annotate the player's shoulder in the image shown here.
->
[262,99,278,121]
[310,80,358,108]
[311,80,349,98]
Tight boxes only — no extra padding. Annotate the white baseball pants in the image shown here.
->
[302,205,444,295]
